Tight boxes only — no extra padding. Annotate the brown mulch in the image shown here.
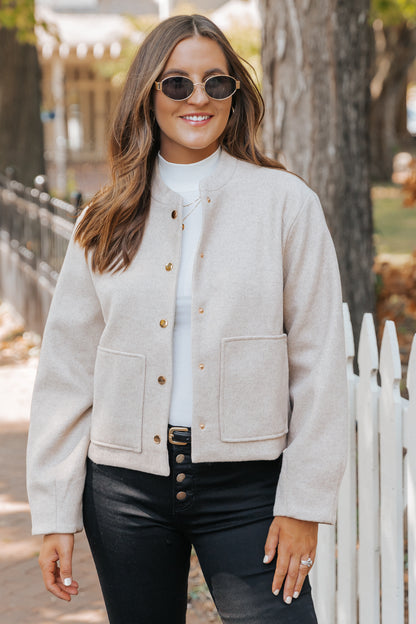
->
[374,251,416,390]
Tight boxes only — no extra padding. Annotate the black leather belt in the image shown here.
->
[168,426,191,446]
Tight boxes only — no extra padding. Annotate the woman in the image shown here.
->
[27,14,347,624]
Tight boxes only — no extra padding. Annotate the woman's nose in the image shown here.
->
[187,83,210,105]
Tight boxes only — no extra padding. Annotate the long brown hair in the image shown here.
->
[75,14,286,273]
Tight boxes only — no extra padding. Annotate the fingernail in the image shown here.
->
[293,591,300,599]
[63,578,72,587]
[285,596,292,605]
[263,555,270,564]
[273,589,279,596]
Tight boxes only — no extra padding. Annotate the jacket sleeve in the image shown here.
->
[273,190,348,524]
[26,219,105,535]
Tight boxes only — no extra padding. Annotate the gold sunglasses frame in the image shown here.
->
[154,74,240,101]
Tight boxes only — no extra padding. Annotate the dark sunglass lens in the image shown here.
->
[205,76,235,99]
[162,77,193,100]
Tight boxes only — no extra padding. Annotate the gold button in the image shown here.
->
[200,424,205,430]
[158,376,166,385]
[165,262,173,271]
[176,454,185,464]
[199,363,205,370]
[200,253,204,258]
[176,491,187,501]
[207,197,211,203]
[199,307,204,314]
[171,210,177,219]
[160,319,168,328]
[176,473,186,483]
[154,435,161,444]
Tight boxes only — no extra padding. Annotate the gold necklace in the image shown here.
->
[182,198,201,230]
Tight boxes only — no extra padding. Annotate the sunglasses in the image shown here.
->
[155,75,240,101]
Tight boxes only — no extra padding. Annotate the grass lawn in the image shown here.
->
[372,185,416,254]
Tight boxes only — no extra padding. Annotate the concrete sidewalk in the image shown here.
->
[0,359,108,624]
[0,358,216,623]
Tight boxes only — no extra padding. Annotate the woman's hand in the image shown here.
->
[263,516,318,604]
[38,533,79,601]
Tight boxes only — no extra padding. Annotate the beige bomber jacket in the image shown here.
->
[27,149,348,535]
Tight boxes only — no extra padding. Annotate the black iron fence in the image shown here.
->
[0,172,79,334]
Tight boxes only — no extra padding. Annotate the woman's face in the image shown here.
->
[154,36,233,164]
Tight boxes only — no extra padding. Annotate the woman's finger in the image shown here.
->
[263,517,280,564]
[57,537,74,588]
[292,560,312,599]
[281,555,302,604]
[39,534,78,601]
[272,545,290,596]
[293,551,316,599]
[39,554,72,601]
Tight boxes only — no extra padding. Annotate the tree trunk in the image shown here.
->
[370,21,416,181]
[260,0,374,346]
[0,27,44,186]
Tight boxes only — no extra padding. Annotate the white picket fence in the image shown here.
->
[310,303,416,623]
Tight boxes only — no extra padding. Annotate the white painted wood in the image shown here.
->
[356,313,380,624]
[337,304,358,624]
[311,524,336,624]
[289,306,414,622]
[405,335,416,624]
[379,321,404,623]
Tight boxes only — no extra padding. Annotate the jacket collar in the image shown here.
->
[151,148,239,206]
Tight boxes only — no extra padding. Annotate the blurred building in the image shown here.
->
[35,0,259,197]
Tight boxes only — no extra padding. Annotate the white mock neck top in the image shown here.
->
[158,147,221,427]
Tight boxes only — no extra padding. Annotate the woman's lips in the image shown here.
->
[180,114,213,125]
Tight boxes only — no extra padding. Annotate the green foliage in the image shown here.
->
[373,186,416,253]
[371,0,416,25]
[0,0,36,43]
[226,25,262,87]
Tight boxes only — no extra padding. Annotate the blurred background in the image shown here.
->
[1,0,416,350]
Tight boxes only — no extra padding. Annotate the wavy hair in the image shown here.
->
[75,14,286,273]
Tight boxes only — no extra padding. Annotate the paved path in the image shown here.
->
[0,359,109,624]
[0,358,216,623]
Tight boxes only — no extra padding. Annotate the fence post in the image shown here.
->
[337,303,358,624]
[311,524,336,624]
[379,321,404,623]
[405,335,416,624]
[357,313,380,624]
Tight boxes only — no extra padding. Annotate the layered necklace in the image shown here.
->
[182,197,202,230]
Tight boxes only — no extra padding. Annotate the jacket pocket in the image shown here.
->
[91,346,145,452]
[219,335,289,442]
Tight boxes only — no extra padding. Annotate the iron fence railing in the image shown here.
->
[0,172,80,333]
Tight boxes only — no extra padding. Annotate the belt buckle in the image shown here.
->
[168,426,189,446]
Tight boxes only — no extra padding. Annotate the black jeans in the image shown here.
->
[83,437,317,624]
